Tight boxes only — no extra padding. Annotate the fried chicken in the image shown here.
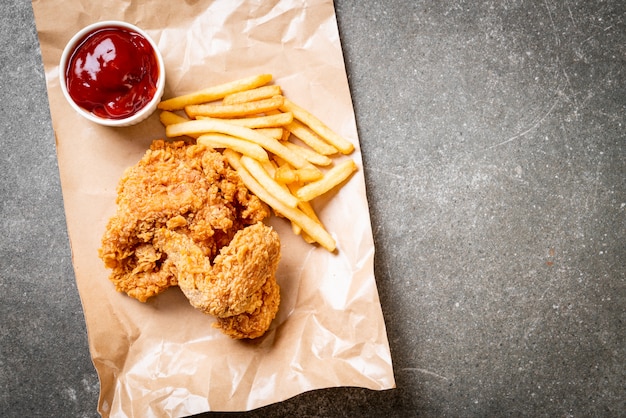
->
[154,222,281,339]
[215,275,281,339]
[99,139,280,338]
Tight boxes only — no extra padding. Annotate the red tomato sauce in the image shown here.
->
[65,27,159,119]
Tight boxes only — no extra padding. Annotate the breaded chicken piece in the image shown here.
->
[214,276,281,339]
[154,222,281,318]
[154,222,281,339]
[99,140,269,302]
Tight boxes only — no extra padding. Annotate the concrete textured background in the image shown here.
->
[1,0,624,417]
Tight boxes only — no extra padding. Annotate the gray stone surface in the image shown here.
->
[1,0,624,417]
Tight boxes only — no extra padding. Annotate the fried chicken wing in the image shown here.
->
[154,222,281,339]
[153,222,281,318]
[214,276,281,339]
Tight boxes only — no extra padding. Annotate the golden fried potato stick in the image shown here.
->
[270,160,323,244]
[285,119,338,156]
[282,141,333,167]
[260,158,279,179]
[159,111,199,141]
[297,198,322,225]
[277,166,323,225]
[158,74,273,111]
[159,110,191,126]
[223,150,336,252]
[291,219,303,236]
[281,127,291,141]
[196,112,293,129]
[223,85,282,104]
[165,119,309,169]
[295,159,358,202]
[255,128,284,140]
[240,155,299,208]
[285,182,303,235]
[197,134,269,162]
[285,181,323,243]
[186,95,284,118]
[259,159,296,220]
[274,165,323,184]
[280,98,354,154]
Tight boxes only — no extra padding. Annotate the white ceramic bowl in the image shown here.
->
[59,21,165,127]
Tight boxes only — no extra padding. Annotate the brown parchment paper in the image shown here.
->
[31,0,395,416]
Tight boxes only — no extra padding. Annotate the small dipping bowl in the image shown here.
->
[59,21,165,127]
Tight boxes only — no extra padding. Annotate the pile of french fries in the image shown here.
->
[157,74,357,252]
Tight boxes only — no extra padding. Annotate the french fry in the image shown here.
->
[165,119,309,169]
[285,119,338,156]
[288,182,323,223]
[287,182,322,243]
[197,133,269,162]
[281,127,291,141]
[297,204,321,243]
[295,159,358,202]
[291,219,303,236]
[280,98,354,154]
[274,165,323,184]
[240,156,299,208]
[260,159,280,182]
[267,110,295,141]
[259,159,295,220]
[223,85,282,104]
[255,128,284,140]
[282,141,333,167]
[159,110,190,126]
[186,95,284,118]
[260,160,295,221]
[223,149,336,252]
[286,186,304,235]
[159,111,199,140]
[274,165,299,184]
[298,199,322,225]
[158,74,273,111]
[196,112,293,129]
[273,161,322,241]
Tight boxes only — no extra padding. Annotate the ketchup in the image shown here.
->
[65,27,159,119]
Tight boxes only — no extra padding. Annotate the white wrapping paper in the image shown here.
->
[32,0,395,416]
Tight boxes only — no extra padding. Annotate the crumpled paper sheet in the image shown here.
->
[31,0,395,416]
